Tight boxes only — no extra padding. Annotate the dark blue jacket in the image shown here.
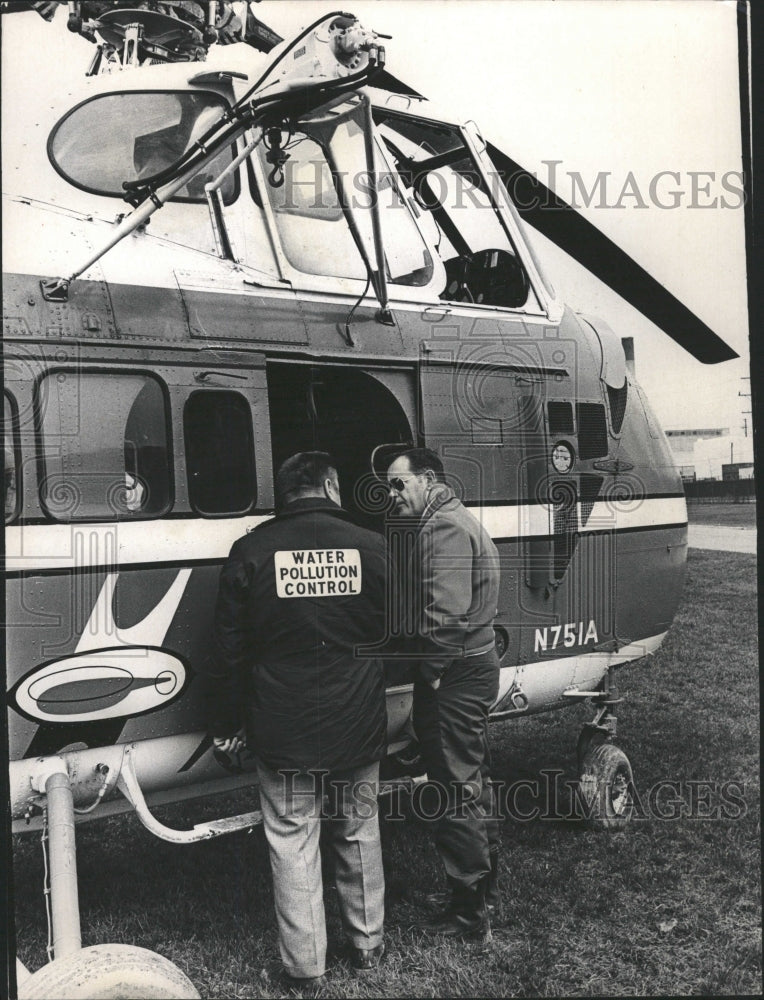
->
[206,498,388,771]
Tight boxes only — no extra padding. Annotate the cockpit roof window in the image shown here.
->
[48,90,239,204]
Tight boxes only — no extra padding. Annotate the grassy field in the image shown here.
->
[686,502,757,528]
[12,549,761,997]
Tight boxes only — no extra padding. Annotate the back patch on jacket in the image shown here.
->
[274,548,362,598]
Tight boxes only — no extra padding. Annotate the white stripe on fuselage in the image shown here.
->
[4,497,686,572]
[492,629,669,707]
[4,516,270,572]
[476,495,687,541]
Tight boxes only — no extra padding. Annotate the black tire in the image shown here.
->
[578,742,634,831]
[576,726,608,770]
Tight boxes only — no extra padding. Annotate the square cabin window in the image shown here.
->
[39,372,171,521]
[184,391,255,515]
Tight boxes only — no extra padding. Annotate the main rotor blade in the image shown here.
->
[487,143,738,363]
[369,70,423,97]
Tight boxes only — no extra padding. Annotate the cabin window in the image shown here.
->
[4,393,19,524]
[258,113,433,286]
[39,372,171,521]
[374,110,530,309]
[48,91,238,203]
[184,391,255,515]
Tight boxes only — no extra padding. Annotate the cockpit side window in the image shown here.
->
[39,372,172,522]
[258,133,359,279]
[374,110,530,309]
[48,91,238,204]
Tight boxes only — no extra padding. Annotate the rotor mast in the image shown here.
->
[62,1,283,72]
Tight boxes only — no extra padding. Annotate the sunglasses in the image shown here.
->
[388,476,413,493]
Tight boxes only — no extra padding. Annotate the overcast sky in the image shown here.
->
[3,1,752,457]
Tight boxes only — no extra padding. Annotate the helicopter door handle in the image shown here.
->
[422,306,451,322]
[194,370,248,384]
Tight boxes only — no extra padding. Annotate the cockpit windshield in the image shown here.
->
[49,91,237,203]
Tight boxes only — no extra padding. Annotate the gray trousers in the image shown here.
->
[256,759,385,979]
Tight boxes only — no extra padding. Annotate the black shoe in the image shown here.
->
[429,859,500,916]
[419,878,492,944]
[424,888,453,909]
[348,941,385,971]
[420,907,491,942]
[282,972,326,996]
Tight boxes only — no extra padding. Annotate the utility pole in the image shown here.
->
[739,379,751,439]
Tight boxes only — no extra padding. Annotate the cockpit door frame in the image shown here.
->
[247,99,446,304]
[459,121,564,325]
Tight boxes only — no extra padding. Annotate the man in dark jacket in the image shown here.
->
[206,452,388,985]
[386,447,501,942]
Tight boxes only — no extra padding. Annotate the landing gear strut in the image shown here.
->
[18,758,200,1000]
[569,669,635,831]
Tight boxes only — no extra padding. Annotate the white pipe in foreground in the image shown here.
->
[45,771,82,960]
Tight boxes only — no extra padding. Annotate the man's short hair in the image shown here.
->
[393,447,445,482]
[275,451,338,505]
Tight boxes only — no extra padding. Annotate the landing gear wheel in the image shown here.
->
[18,944,200,999]
[576,726,608,770]
[578,742,634,831]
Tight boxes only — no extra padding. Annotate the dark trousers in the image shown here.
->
[412,648,501,890]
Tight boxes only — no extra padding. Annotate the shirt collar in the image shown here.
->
[420,483,455,524]
[276,497,346,519]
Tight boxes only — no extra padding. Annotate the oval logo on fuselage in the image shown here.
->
[11,647,187,724]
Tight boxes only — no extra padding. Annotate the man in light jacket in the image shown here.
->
[386,447,501,942]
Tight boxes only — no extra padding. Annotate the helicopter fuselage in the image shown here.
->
[4,45,688,830]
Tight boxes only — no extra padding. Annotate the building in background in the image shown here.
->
[666,428,729,482]
[722,462,755,481]
[666,429,755,502]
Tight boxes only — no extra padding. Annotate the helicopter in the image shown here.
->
[2,3,743,997]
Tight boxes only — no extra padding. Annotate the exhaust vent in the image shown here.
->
[548,401,574,435]
[607,383,628,435]
[576,403,608,460]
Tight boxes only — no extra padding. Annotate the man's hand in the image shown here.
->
[429,677,441,690]
[213,732,246,754]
